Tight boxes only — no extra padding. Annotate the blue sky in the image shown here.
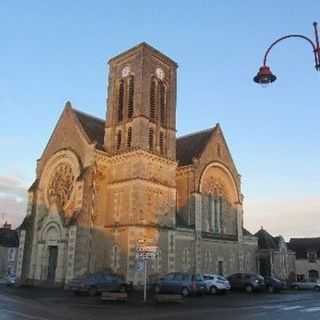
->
[0,1,319,237]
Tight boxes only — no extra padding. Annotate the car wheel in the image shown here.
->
[181,287,190,297]
[292,285,299,290]
[245,285,253,293]
[314,286,320,292]
[88,287,97,297]
[267,286,274,294]
[210,286,218,295]
[154,284,161,294]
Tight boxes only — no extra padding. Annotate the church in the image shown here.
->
[16,43,258,286]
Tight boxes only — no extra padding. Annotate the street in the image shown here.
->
[1,285,320,320]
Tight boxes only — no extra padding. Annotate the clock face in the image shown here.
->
[156,67,165,80]
[121,66,130,78]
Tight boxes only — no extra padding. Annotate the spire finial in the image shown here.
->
[65,100,72,109]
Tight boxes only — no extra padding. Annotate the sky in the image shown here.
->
[0,1,319,239]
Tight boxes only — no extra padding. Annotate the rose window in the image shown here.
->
[47,163,75,209]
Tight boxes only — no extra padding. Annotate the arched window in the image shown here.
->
[219,196,223,233]
[150,78,156,120]
[116,130,122,150]
[183,248,191,270]
[127,127,132,148]
[159,131,164,154]
[214,198,218,232]
[118,80,124,122]
[149,128,154,150]
[128,75,134,118]
[112,245,120,271]
[159,81,166,125]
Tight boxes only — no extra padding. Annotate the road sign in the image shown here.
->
[136,252,156,259]
[141,246,158,253]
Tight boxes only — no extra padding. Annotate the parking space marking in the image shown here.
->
[260,304,285,309]
[281,305,303,311]
[301,307,320,313]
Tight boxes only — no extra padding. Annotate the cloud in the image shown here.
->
[0,175,28,227]
[244,196,320,240]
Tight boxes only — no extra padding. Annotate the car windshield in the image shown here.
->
[217,276,226,281]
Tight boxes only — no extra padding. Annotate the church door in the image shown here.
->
[47,246,58,282]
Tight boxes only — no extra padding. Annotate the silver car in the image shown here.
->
[203,274,231,294]
[291,279,320,291]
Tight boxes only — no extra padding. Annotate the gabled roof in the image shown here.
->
[176,127,215,166]
[288,238,320,259]
[70,106,220,166]
[254,228,278,250]
[0,228,19,248]
[72,108,105,149]
[63,106,233,168]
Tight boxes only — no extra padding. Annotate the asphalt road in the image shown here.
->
[1,285,320,320]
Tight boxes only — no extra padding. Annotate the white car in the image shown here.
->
[291,279,320,291]
[203,274,231,294]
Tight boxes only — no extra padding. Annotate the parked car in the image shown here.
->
[203,274,231,294]
[291,279,320,291]
[264,276,285,293]
[67,272,127,296]
[153,272,206,296]
[227,273,265,293]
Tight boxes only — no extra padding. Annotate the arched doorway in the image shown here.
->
[46,226,59,283]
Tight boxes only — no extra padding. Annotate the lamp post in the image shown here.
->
[254,22,320,85]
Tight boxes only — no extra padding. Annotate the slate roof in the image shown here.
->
[176,128,214,166]
[254,228,278,250]
[288,238,320,259]
[73,109,105,149]
[0,228,19,248]
[71,107,216,166]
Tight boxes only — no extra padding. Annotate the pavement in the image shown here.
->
[1,284,320,319]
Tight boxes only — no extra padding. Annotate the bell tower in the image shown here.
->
[104,42,178,160]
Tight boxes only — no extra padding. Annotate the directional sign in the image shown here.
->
[141,246,158,253]
[136,252,157,259]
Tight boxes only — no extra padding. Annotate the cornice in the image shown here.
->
[107,177,176,190]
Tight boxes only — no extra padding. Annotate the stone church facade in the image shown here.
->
[17,43,257,286]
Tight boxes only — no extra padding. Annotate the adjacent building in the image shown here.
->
[255,228,296,281]
[288,238,320,281]
[0,222,19,277]
[18,43,258,286]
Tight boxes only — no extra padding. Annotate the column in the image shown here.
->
[65,226,77,283]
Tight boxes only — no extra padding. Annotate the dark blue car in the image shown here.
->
[264,276,285,293]
[153,272,206,296]
[67,272,127,296]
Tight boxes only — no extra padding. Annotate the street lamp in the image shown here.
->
[254,22,320,85]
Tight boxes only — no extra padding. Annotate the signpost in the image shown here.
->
[136,240,158,303]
